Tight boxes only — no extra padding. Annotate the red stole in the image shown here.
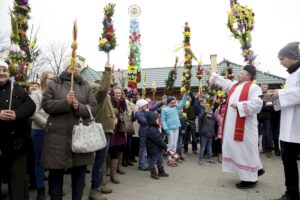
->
[222,81,252,142]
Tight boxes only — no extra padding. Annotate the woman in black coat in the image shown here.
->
[145,111,169,179]
[0,61,36,200]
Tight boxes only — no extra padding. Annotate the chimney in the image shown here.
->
[210,54,218,73]
[77,55,86,69]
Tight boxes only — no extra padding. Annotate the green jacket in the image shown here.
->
[94,67,116,134]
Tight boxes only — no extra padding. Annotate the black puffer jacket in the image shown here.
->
[145,112,167,157]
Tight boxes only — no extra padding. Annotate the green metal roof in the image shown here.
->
[81,59,285,88]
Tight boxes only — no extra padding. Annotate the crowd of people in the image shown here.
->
[0,42,300,200]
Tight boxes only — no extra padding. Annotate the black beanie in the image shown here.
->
[243,65,256,80]
[167,96,175,104]
[278,42,300,60]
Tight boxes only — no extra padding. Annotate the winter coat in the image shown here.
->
[161,94,187,132]
[183,92,197,120]
[194,98,206,117]
[257,95,274,121]
[30,89,48,130]
[199,111,217,138]
[135,102,164,136]
[145,112,167,157]
[93,67,116,134]
[41,72,98,169]
[0,81,36,159]
[110,91,127,147]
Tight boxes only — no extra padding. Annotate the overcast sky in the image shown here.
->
[1,0,300,78]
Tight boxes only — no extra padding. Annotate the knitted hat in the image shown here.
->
[167,96,175,104]
[0,60,8,69]
[136,99,148,109]
[243,65,256,80]
[278,42,300,60]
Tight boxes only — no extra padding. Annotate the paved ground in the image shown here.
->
[1,150,290,200]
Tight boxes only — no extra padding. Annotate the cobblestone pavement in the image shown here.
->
[1,151,290,200]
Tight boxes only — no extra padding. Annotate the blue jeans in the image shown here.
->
[199,135,213,160]
[48,166,86,200]
[138,131,148,169]
[185,121,197,151]
[176,134,184,157]
[149,153,164,169]
[260,119,273,151]
[91,133,112,189]
[31,129,45,189]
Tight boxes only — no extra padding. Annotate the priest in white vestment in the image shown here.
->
[267,42,300,200]
[206,64,264,189]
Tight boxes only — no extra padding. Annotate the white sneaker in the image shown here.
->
[198,160,204,165]
[207,159,215,164]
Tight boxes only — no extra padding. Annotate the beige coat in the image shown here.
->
[93,67,116,134]
[30,90,48,130]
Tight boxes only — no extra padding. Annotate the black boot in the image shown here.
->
[236,181,257,189]
[158,167,169,177]
[258,169,265,176]
[150,168,159,180]
[37,187,46,200]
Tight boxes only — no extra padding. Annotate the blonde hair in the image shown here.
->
[40,71,55,92]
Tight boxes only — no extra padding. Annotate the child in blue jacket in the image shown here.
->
[161,93,187,166]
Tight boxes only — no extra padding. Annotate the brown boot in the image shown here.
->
[110,159,120,184]
[106,159,110,177]
[218,154,222,163]
[150,168,159,180]
[117,153,126,175]
[89,188,107,200]
[158,166,169,177]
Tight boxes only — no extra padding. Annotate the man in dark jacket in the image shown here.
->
[0,60,36,200]
[257,83,274,157]
[183,92,197,154]
[89,63,115,200]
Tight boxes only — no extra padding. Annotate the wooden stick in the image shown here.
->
[8,77,14,110]
[70,20,78,92]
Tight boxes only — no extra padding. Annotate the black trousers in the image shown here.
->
[281,141,300,198]
[48,165,86,200]
[0,153,29,200]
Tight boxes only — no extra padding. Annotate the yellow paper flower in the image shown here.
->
[100,38,108,45]
[184,32,191,38]
[180,87,186,94]
[104,4,109,12]
[30,42,36,47]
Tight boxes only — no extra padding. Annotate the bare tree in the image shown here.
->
[0,32,9,59]
[44,42,69,75]
[26,26,45,81]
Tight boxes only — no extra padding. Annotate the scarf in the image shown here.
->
[222,81,252,142]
